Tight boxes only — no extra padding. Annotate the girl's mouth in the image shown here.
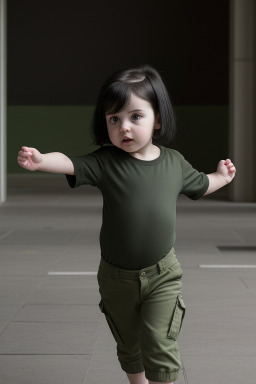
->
[122,138,133,144]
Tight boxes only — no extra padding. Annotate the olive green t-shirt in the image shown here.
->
[66,145,209,269]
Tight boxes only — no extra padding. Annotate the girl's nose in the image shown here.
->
[120,123,131,133]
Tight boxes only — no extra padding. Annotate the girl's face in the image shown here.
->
[105,93,161,160]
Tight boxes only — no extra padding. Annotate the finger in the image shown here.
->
[22,146,34,152]
[18,150,32,158]
[17,157,27,163]
[224,159,231,165]
[17,160,27,168]
[17,155,29,162]
[227,166,236,173]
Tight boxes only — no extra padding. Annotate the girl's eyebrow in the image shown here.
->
[105,109,144,116]
[127,109,144,113]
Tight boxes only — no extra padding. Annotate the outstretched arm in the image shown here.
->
[204,159,236,196]
[17,146,74,175]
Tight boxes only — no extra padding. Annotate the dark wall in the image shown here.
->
[8,0,229,106]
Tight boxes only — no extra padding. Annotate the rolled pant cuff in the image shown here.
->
[146,369,179,382]
[120,360,145,374]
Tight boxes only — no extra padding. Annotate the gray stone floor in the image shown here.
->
[0,175,256,384]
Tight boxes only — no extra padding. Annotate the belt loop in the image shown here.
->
[115,267,119,280]
[157,260,164,274]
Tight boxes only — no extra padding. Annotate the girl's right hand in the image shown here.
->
[17,146,43,171]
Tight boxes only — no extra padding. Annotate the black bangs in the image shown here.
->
[131,80,158,115]
[103,77,158,116]
[103,82,131,116]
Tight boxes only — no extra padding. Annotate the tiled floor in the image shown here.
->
[0,175,256,384]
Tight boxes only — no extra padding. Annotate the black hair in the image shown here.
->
[91,65,176,146]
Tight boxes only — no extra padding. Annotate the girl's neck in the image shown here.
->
[129,144,161,161]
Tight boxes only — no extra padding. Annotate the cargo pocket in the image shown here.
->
[99,299,123,345]
[167,295,186,340]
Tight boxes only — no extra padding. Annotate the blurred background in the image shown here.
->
[7,0,229,170]
[1,0,255,200]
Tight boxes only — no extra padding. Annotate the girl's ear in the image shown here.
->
[154,113,161,130]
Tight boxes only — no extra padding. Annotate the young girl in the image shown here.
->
[17,65,236,384]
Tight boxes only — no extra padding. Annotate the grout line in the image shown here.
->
[0,353,92,356]
[240,278,250,290]
[18,303,98,307]
[199,265,256,269]
[0,268,53,338]
[48,271,97,275]
[83,318,103,384]
[180,354,256,357]
[10,321,100,324]
[230,229,247,245]
[181,357,189,384]
[0,229,14,240]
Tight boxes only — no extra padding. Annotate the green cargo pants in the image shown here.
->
[97,248,185,383]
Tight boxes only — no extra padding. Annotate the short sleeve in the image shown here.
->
[180,155,209,200]
[65,148,105,188]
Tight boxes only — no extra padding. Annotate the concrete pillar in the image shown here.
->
[0,0,7,203]
[229,0,256,201]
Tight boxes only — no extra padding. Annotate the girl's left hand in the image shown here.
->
[217,159,236,184]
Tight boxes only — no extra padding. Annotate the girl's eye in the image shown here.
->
[109,116,119,124]
[132,114,142,121]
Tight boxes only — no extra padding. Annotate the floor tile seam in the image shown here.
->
[16,303,100,307]
[83,318,104,384]
[0,273,57,336]
[0,229,15,240]
[23,302,100,306]
[0,274,59,277]
[239,278,250,290]
[62,229,85,246]
[0,302,26,338]
[9,321,101,324]
[180,354,256,357]
[61,240,80,257]
[229,228,250,245]
[181,358,189,384]
[0,353,93,356]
